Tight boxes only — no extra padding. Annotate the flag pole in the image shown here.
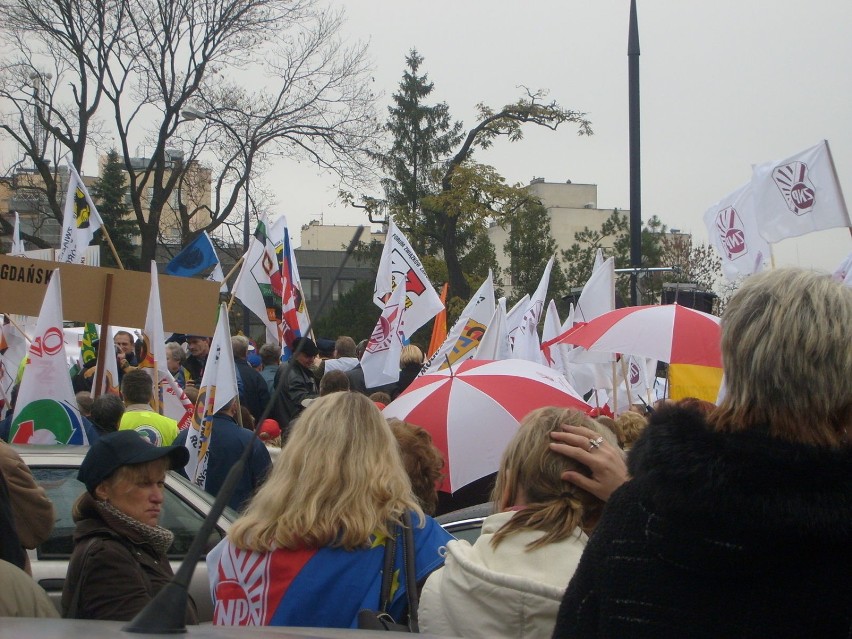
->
[98,226,125,270]
[92,275,115,399]
[222,256,244,285]
[3,315,32,343]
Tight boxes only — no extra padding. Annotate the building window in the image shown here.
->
[302,278,321,302]
[332,279,355,302]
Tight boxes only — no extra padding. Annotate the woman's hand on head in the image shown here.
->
[549,424,629,502]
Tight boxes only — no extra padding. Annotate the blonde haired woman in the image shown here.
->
[554,269,852,638]
[393,344,424,399]
[207,391,452,628]
[419,408,619,639]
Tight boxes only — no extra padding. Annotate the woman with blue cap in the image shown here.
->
[61,430,197,623]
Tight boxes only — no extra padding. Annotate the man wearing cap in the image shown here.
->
[271,336,319,433]
[184,334,210,384]
[118,369,179,446]
[173,397,271,511]
[62,430,197,622]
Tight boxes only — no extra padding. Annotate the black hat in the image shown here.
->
[78,430,190,495]
[291,337,319,357]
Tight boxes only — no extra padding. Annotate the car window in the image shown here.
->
[30,467,224,560]
[442,521,484,545]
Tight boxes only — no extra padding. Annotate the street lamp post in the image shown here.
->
[181,107,252,338]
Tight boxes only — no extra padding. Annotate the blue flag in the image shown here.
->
[165,232,219,277]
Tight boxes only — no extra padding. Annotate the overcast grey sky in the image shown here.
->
[273,0,852,272]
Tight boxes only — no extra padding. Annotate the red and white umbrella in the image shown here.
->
[383,359,590,492]
[551,304,722,367]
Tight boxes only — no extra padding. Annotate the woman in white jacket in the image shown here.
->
[420,408,619,639]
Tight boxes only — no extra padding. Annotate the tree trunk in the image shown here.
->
[442,213,470,300]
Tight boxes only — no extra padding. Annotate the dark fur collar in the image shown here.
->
[628,406,852,543]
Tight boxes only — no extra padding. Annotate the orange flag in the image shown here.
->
[427,283,449,358]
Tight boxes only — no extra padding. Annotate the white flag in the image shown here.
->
[140,261,192,429]
[58,160,103,264]
[752,140,850,243]
[9,271,87,444]
[361,279,407,388]
[510,256,555,359]
[374,218,443,335]
[11,212,24,255]
[832,252,852,287]
[477,298,511,361]
[184,304,238,489]
[541,300,570,373]
[703,182,770,281]
[421,272,495,374]
[231,214,280,345]
[207,262,228,293]
[91,326,121,397]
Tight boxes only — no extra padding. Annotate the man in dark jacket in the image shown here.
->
[271,337,319,433]
[231,336,270,424]
[184,334,210,384]
[174,398,271,512]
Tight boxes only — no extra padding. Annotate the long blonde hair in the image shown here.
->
[490,407,619,551]
[228,392,423,551]
[711,269,852,447]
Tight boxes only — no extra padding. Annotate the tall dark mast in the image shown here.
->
[628,0,642,305]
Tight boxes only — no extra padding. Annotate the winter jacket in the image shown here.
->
[0,559,59,618]
[553,405,852,639]
[421,510,588,639]
[61,492,197,623]
[174,413,271,511]
[234,357,270,424]
[0,441,54,573]
[270,361,318,429]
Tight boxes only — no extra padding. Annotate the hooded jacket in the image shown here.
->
[553,406,852,639]
[421,510,589,639]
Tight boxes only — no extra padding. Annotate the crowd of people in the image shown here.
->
[0,267,849,637]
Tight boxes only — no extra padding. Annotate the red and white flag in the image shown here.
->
[374,218,443,335]
[361,279,407,388]
[703,182,770,282]
[752,140,850,243]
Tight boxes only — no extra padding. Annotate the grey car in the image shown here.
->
[16,445,236,622]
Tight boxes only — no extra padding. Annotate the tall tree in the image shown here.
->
[426,92,591,301]
[378,49,464,255]
[504,199,567,305]
[0,0,378,265]
[90,149,138,269]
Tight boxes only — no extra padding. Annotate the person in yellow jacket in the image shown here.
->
[118,369,178,446]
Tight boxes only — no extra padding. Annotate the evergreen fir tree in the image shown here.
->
[91,149,139,269]
[379,49,464,254]
[504,200,567,305]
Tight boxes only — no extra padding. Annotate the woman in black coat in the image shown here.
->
[551,269,852,639]
[62,431,197,623]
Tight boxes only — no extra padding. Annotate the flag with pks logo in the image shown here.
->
[57,160,103,264]
[361,280,407,388]
[184,304,238,489]
[374,218,443,335]
[703,182,770,281]
[10,271,88,445]
[752,140,850,243]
